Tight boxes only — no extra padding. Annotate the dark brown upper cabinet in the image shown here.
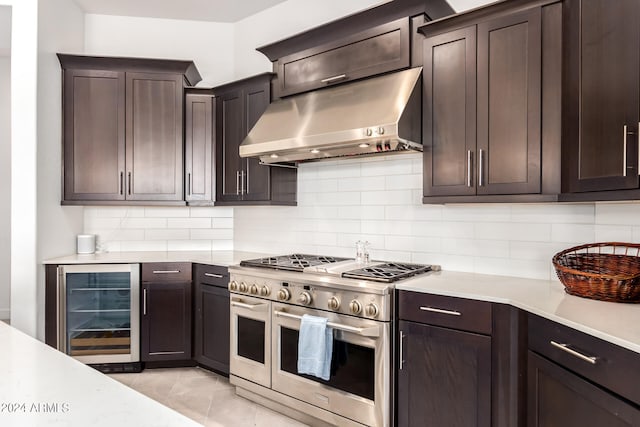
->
[420,1,562,203]
[58,54,201,205]
[185,90,214,205]
[214,73,296,206]
[274,18,410,98]
[561,0,640,200]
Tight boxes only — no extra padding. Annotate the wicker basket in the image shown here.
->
[552,242,640,303]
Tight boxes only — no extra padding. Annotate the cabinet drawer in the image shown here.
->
[528,314,640,405]
[142,262,192,282]
[398,291,492,335]
[194,264,229,287]
[276,18,409,97]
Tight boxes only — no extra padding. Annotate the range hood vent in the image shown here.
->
[239,67,422,164]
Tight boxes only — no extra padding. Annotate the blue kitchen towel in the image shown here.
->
[297,314,333,381]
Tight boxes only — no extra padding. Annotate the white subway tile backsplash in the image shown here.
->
[145,229,190,241]
[212,217,234,229]
[337,176,386,192]
[144,207,190,218]
[190,207,234,218]
[120,240,168,252]
[474,257,550,280]
[550,223,595,243]
[185,228,233,240]
[475,222,551,242]
[511,204,594,224]
[443,205,511,222]
[594,225,634,242]
[361,157,413,177]
[167,240,212,251]
[361,190,414,206]
[385,174,422,190]
[120,218,168,229]
[167,218,212,229]
[595,202,640,225]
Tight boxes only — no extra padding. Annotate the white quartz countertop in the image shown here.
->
[0,322,200,427]
[396,270,640,354]
[42,250,267,267]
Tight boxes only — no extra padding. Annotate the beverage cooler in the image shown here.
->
[57,264,140,372]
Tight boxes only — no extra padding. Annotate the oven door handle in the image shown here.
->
[274,310,380,338]
[231,300,269,311]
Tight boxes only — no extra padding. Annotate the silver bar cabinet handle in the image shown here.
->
[420,306,462,316]
[231,301,268,310]
[274,310,380,337]
[399,331,405,370]
[119,172,124,195]
[187,173,191,195]
[478,148,485,187]
[204,273,223,278]
[143,288,147,315]
[243,170,248,195]
[321,74,347,84]
[467,150,473,187]
[127,172,132,195]
[623,125,628,177]
[152,270,180,274]
[550,341,597,364]
[236,171,240,195]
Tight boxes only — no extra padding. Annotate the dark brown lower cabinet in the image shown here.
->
[193,264,230,374]
[141,280,192,362]
[397,320,492,427]
[528,351,640,426]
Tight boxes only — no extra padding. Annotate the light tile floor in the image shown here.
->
[108,367,309,427]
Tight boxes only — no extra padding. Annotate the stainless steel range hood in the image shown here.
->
[239,67,422,164]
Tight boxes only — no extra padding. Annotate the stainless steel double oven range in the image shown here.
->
[228,254,436,427]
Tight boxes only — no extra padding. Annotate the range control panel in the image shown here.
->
[228,273,390,321]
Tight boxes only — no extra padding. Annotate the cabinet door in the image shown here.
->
[528,351,640,426]
[141,281,192,362]
[277,18,410,97]
[185,93,213,203]
[563,0,640,192]
[398,320,491,427]
[477,8,541,195]
[243,81,271,201]
[125,72,184,201]
[423,26,477,197]
[63,69,126,201]
[194,283,229,374]
[215,89,244,202]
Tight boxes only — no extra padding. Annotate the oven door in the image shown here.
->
[230,294,271,388]
[271,302,390,427]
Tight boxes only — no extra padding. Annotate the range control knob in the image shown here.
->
[239,282,248,293]
[298,291,312,306]
[249,284,258,295]
[365,303,379,318]
[349,300,362,315]
[277,288,291,301]
[260,285,271,297]
[228,281,238,291]
[378,127,385,135]
[327,296,340,310]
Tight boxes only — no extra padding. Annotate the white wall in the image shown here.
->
[84,14,235,87]
[233,0,384,78]
[35,0,86,339]
[0,53,10,320]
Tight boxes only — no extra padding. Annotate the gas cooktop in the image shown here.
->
[239,254,437,283]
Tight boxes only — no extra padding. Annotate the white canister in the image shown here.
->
[76,234,96,254]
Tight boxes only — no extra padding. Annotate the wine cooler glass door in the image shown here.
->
[59,264,140,364]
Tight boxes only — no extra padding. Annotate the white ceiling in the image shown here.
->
[72,0,288,23]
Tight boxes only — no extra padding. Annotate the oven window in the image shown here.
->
[237,317,265,364]
[280,327,375,401]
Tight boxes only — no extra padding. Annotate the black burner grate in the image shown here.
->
[342,262,433,283]
[240,254,349,272]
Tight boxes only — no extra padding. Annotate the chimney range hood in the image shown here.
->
[239,67,422,164]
